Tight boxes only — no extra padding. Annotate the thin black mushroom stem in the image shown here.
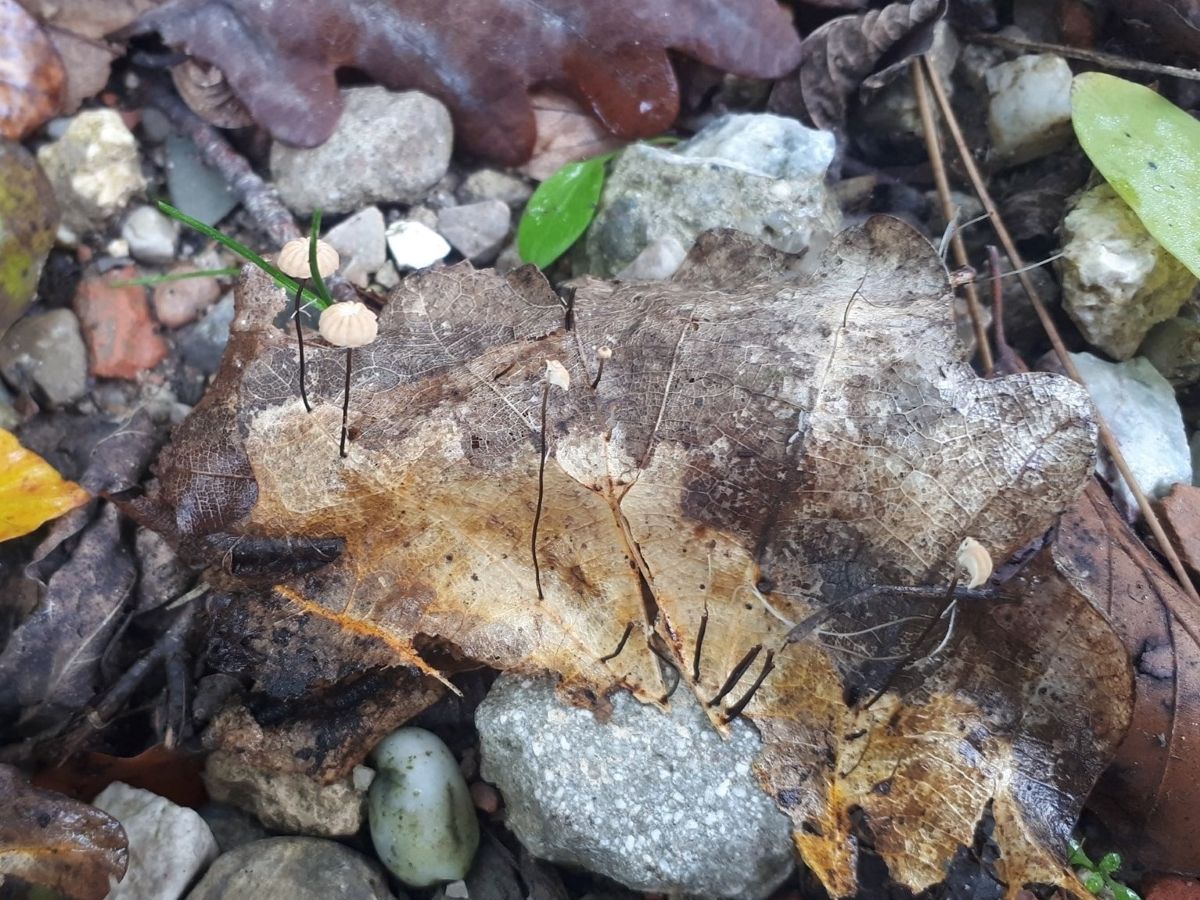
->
[319,301,379,458]
[277,237,340,413]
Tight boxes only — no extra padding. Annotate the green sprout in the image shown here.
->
[154,200,330,310]
[1069,839,1141,900]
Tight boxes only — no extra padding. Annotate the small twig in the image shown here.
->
[143,78,298,248]
[88,602,197,727]
[920,56,1200,607]
[913,58,994,376]
[968,30,1200,83]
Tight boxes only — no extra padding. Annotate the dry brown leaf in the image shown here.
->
[133,219,1128,896]
[0,0,64,139]
[137,0,803,164]
[518,90,626,183]
[1053,480,1200,874]
[0,763,128,899]
[768,0,945,133]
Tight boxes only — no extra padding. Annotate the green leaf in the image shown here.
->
[1098,851,1121,874]
[517,156,608,269]
[1071,72,1200,279]
[1067,839,1091,868]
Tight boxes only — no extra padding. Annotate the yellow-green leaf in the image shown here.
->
[0,428,89,541]
[1071,72,1200,278]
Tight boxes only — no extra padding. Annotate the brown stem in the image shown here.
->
[339,347,353,458]
[295,279,312,412]
[912,60,993,376]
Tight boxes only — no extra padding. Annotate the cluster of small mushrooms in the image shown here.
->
[277,238,378,457]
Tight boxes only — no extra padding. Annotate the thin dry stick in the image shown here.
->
[912,61,994,376]
[968,31,1200,84]
[920,56,1200,606]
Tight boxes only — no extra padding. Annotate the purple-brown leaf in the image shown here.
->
[137,0,804,164]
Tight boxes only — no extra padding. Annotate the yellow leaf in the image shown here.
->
[0,428,89,541]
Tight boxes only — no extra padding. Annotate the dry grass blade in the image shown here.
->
[918,54,1200,607]
[911,60,993,376]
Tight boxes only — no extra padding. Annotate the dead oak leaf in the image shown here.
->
[136,0,803,165]
[0,764,128,900]
[1054,480,1200,874]
[135,218,1124,896]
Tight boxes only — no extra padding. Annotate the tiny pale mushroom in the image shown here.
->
[956,537,993,588]
[278,237,341,413]
[319,301,380,457]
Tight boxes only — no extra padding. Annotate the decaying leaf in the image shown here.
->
[1054,481,1200,874]
[768,0,945,133]
[0,0,64,139]
[0,763,128,900]
[518,90,625,182]
[133,217,1128,896]
[32,744,206,807]
[137,0,803,164]
[0,504,135,735]
[0,427,89,542]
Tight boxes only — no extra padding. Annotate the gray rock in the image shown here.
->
[36,109,146,237]
[1071,352,1191,516]
[1062,184,1198,359]
[0,382,16,430]
[179,291,234,374]
[122,206,180,265]
[437,201,512,263]
[166,135,239,226]
[615,236,688,282]
[0,309,88,406]
[197,803,271,854]
[1141,316,1200,386]
[1192,432,1200,488]
[325,206,387,287]
[387,220,451,270]
[185,837,398,900]
[459,169,533,207]
[985,54,1074,165]
[203,751,367,837]
[584,113,839,277]
[477,674,794,899]
[273,88,452,214]
[93,782,219,900]
[374,261,401,289]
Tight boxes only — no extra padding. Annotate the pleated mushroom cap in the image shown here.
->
[319,301,378,348]
[278,238,340,279]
